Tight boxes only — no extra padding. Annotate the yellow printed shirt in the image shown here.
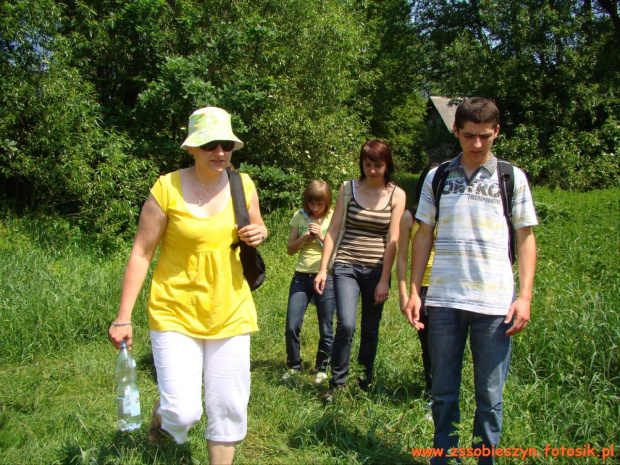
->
[290,209,333,273]
[411,221,434,288]
[147,170,258,339]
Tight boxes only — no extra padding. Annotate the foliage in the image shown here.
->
[412,0,620,189]
[495,117,620,191]
[238,163,304,214]
[0,187,618,463]
[0,0,157,247]
[358,0,431,173]
[1,0,378,244]
[1,0,620,247]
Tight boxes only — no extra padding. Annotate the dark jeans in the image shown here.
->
[285,272,336,371]
[330,263,386,387]
[428,307,512,465]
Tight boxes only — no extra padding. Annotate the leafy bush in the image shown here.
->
[238,163,304,214]
[0,58,156,249]
[494,124,545,181]
[496,121,620,191]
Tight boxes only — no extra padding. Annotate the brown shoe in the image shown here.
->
[148,399,170,444]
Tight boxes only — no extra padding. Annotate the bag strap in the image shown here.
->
[333,181,352,249]
[431,161,450,223]
[337,180,352,238]
[227,168,249,249]
[343,180,352,205]
[497,159,516,264]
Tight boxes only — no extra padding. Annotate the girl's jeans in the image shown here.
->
[285,272,336,371]
[329,263,386,388]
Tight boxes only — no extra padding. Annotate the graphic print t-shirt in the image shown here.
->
[415,154,538,315]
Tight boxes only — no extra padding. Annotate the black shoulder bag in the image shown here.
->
[228,168,266,291]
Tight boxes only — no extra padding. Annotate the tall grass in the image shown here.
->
[0,186,618,464]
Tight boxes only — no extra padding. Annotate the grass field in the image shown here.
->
[0,180,618,464]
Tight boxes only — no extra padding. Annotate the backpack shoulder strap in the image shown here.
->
[431,161,450,223]
[228,168,250,230]
[497,159,514,221]
[343,180,352,202]
[497,159,516,264]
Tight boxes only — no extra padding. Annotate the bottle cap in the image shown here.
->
[120,341,127,349]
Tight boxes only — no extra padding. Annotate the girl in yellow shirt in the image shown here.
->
[282,180,335,385]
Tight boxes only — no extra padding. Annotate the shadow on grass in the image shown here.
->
[60,431,194,465]
[380,379,428,404]
[137,351,157,383]
[251,357,339,399]
[287,407,425,465]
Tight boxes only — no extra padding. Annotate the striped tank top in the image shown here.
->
[335,181,396,267]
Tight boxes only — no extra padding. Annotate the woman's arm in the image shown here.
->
[397,210,413,312]
[286,223,307,256]
[238,189,268,247]
[404,220,434,328]
[314,183,345,294]
[374,186,407,304]
[109,194,168,349]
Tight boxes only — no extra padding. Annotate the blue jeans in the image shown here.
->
[428,307,512,465]
[330,263,386,387]
[285,272,336,371]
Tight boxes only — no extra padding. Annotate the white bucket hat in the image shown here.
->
[180,107,244,151]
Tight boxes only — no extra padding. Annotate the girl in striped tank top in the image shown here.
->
[314,139,406,401]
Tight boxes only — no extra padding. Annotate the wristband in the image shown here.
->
[111,321,132,327]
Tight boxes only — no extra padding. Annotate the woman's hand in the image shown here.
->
[307,222,323,241]
[314,270,327,295]
[404,294,425,330]
[238,224,266,248]
[108,322,133,350]
[374,279,390,305]
[300,230,315,243]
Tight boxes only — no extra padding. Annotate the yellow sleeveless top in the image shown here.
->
[411,221,434,287]
[147,170,258,339]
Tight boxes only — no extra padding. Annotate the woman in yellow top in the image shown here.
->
[108,107,267,465]
[397,164,436,395]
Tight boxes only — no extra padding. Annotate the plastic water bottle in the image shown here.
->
[115,341,141,431]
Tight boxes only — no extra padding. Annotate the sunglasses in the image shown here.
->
[199,140,235,152]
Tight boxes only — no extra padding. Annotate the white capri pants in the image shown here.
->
[150,331,251,444]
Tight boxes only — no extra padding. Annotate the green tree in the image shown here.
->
[0,0,155,246]
[410,0,620,189]
[61,0,374,187]
[358,0,430,173]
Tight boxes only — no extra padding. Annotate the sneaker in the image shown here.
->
[314,371,328,385]
[424,401,433,421]
[357,377,369,392]
[280,368,300,382]
[321,388,336,403]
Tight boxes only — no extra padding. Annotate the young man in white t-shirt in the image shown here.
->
[404,97,538,464]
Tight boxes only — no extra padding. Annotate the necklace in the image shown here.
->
[193,173,225,207]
